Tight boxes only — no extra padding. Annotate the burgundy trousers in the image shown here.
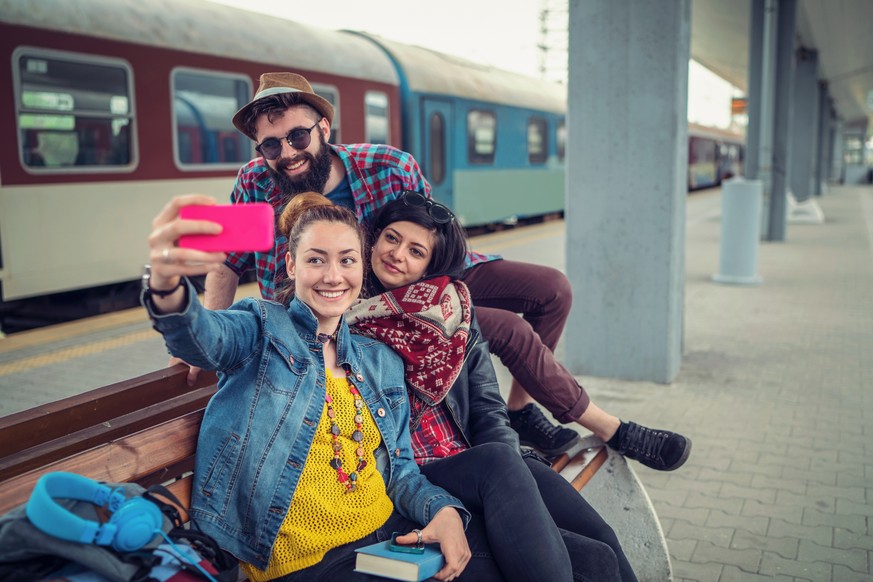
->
[461,259,590,423]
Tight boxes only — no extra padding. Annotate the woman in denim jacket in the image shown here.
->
[142,193,503,581]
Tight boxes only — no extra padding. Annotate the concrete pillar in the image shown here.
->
[789,48,818,202]
[748,0,778,237]
[767,0,797,241]
[564,0,689,383]
[814,82,829,196]
[744,0,765,181]
[832,119,845,182]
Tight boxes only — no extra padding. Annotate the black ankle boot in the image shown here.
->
[508,404,580,456]
[608,420,692,471]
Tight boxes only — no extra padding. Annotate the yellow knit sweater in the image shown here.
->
[242,369,394,581]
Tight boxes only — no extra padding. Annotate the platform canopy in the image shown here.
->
[692,0,873,135]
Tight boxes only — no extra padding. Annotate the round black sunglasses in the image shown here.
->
[401,190,455,224]
[255,118,322,160]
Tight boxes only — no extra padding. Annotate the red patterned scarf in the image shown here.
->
[346,276,471,406]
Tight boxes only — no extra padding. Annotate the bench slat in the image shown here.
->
[0,367,216,457]
[0,386,214,481]
[557,445,608,491]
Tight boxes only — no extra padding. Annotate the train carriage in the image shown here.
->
[354,33,568,227]
[1,0,743,331]
[688,122,745,190]
[0,0,400,316]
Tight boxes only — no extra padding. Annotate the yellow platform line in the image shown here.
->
[0,282,261,356]
[0,328,159,377]
[471,221,564,254]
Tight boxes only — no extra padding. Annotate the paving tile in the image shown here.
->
[690,540,762,572]
[832,529,873,552]
[651,505,711,526]
[706,511,770,537]
[721,482,778,504]
[670,560,723,582]
[749,473,807,495]
[837,499,873,518]
[804,508,868,535]
[832,564,872,582]
[743,499,804,523]
[697,466,754,487]
[731,529,799,560]
[667,537,697,562]
[669,521,733,548]
[684,491,745,514]
[719,565,794,582]
[776,489,837,513]
[759,552,832,580]
[798,539,868,572]
[835,470,870,488]
[768,518,833,546]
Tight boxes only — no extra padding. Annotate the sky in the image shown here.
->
[207,0,737,129]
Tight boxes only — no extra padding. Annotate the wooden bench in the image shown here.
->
[0,365,608,517]
[0,366,669,580]
[0,365,217,516]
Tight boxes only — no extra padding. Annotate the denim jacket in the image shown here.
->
[146,283,467,569]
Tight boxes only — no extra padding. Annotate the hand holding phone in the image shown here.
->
[178,203,274,253]
[389,532,425,554]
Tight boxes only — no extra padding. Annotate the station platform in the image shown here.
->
[1,185,871,580]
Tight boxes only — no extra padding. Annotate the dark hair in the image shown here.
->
[275,192,367,304]
[240,94,321,142]
[366,195,468,293]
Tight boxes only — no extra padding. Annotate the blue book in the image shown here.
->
[354,539,445,581]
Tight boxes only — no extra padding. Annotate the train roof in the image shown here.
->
[0,0,398,85]
[352,33,567,114]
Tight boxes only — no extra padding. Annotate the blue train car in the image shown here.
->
[354,34,568,227]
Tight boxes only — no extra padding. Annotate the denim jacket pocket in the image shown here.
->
[379,384,409,412]
[263,335,310,396]
[200,431,242,514]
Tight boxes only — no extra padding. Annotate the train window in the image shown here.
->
[171,69,252,169]
[428,112,446,185]
[364,91,390,145]
[557,120,566,161]
[13,48,135,172]
[527,117,548,164]
[467,110,496,165]
[312,84,340,144]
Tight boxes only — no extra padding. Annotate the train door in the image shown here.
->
[421,99,453,208]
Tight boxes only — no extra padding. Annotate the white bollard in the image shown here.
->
[712,178,764,285]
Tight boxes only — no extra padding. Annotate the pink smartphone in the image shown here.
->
[178,203,274,252]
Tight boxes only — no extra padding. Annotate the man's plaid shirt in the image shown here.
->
[224,143,497,300]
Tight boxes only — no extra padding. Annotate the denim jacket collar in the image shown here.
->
[285,297,358,371]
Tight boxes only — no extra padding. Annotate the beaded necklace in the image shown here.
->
[321,331,366,493]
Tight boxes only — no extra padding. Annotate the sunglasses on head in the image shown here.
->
[255,118,323,160]
[400,190,455,224]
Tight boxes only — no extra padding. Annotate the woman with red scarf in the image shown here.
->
[346,191,637,582]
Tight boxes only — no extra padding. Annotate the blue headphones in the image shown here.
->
[26,472,163,552]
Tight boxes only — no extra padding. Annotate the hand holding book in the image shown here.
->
[355,535,444,581]
[355,507,470,581]
[412,506,470,580]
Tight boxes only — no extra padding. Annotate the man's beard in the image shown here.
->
[268,133,333,198]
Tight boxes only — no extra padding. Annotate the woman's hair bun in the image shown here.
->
[278,192,333,237]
